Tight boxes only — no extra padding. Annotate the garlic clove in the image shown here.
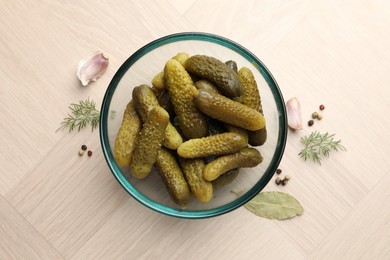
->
[286,97,302,130]
[77,52,109,86]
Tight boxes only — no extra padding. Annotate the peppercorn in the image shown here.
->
[87,150,93,157]
[319,104,325,110]
[276,168,282,174]
[281,178,288,186]
[312,112,319,119]
[317,113,323,120]
[308,120,314,126]
[285,175,291,180]
[78,150,84,156]
[81,145,87,151]
[275,177,282,185]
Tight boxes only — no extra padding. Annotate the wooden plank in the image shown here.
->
[0,195,64,260]
[71,200,306,260]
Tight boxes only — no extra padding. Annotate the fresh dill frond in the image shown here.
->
[299,131,346,164]
[57,98,100,132]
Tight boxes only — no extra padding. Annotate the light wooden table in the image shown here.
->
[1,0,389,259]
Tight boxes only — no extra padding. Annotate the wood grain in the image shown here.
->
[0,0,389,259]
[0,195,64,259]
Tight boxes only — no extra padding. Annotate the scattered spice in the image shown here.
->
[319,104,325,110]
[285,175,291,180]
[87,150,93,157]
[78,150,84,156]
[317,113,323,120]
[81,145,87,151]
[308,120,314,126]
[275,177,282,185]
[281,178,288,186]
[276,168,282,174]
[312,112,319,119]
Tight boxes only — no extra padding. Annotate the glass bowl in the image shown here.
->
[100,32,287,219]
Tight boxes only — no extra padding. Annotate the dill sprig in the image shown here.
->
[299,131,346,164]
[57,98,100,132]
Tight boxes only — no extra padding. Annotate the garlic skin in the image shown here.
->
[286,97,302,130]
[77,52,109,86]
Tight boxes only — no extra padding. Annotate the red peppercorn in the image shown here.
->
[319,104,325,110]
[87,150,92,157]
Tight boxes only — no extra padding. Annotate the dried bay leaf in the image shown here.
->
[245,192,304,220]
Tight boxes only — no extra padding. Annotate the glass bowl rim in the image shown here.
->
[99,32,287,219]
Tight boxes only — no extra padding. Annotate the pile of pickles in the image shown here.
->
[114,53,267,208]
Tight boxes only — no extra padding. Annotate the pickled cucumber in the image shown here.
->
[194,79,220,94]
[132,84,183,149]
[157,89,175,118]
[113,101,142,166]
[185,55,243,97]
[131,107,169,179]
[156,148,191,208]
[151,71,165,90]
[179,158,213,203]
[194,90,265,131]
[211,168,239,189]
[164,59,208,139]
[225,60,238,72]
[177,132,247,159]
[225,124,248,144]
[236,67,267,146]
[151,52,190,90]
[203,147,263,181]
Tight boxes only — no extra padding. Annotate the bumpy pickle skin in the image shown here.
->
[151,52,190,90]
[177,132,247,159]
[194,90,265,131]
[131,107,169,179]
[114,101,142,166]
[164,59,208,139]
[179,158,213,203]
[211,168,239,189]
[156,148,191,208]
[203,147,263,181]
[236,67,267,146]
[185,55,243,98]
[132,84,183,149]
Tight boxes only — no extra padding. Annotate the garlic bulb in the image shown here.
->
[286,97,302,130]
[77,52,109,86]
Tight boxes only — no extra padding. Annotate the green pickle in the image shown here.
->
[194,79,220,94]
[156,148,191,208]
[203,147,263,181]
[185,55,243,98]
[131,107,169,179]
[179,158,213,203]
[225,60,238,72]
[132,84,183,150]
[194,90,265,131]
[211,168,239,189]
[113,101,142,166]
[236,67,267,146]
[164,59,208,139]
[177,132,247,159]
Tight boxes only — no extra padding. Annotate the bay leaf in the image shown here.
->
[244,192,304,220]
